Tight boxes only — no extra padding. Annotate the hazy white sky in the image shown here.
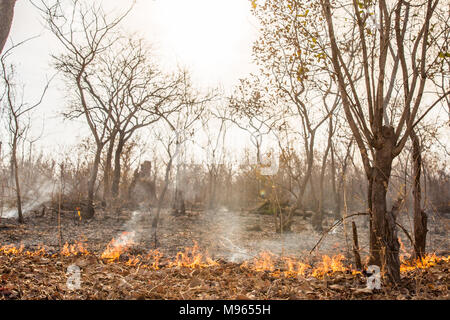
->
[6,1,447,162]
[6,0,259,152]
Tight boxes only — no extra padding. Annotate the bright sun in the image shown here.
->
[133,0,257,88]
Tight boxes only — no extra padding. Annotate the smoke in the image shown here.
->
[200,207,351,262]
[1,176,55,219]
[214,207,253,262]
[104,210,149,251]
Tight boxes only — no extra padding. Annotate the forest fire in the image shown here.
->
[311,254,347,278]
[168,242,219,268]
[1,239,448,279]
[242,251,276,272]
[282,257,310,277]
[60,241,89,257]
[124,250,163,268]
[0,244,47,257]
[0,236,450,278]
[0,0,448,304]
[100,232,136,262]
[400,254,450,273]
[241,252,349,278]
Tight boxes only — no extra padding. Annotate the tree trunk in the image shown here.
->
[283,137,316,230]
[103,131,117,205]
[111,136,125,199]
[85,143,103,219]
[369,126,400,283]
[12,136,23,223]
[172,151,186,215]
[411,130,427,259]
[352,221,363,270]
[208,169,217,209]
[315,122,332,232]
[368,172,374,249]
[311,177,323,232]
[173,189,186,215]
[330,145,340,220]
[152,157,173,247]
[0,0,16,54]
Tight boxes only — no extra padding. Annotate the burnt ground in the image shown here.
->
[0,207,449,300]
[0,206,448,263]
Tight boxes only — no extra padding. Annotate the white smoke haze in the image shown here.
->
[106,210,152,250]
[112,230,136,248]
[1,176,56,219]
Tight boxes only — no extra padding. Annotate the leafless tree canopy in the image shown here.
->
[0,0,448,298]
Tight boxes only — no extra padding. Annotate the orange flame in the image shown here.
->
[1,239,448,279]
[61,241,89,256]
[0,244,25,255]
[168,241,218,268]
[101,231,135,262]
[311,254,346,278]
[282,257,310,277]
[400,253,449,273]
[0,244,49,257]
[252,251,276,272]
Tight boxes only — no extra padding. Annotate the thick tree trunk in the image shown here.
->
[368,173,374,249]
[411,130,427,259]
[0,0,16,54]
[85,144,103,219]
[369,126,400,283]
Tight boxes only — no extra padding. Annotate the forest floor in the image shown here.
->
[0,206,449,299]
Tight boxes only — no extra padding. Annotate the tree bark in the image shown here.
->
[0,0,16,54]
[314,118,333,232]
[152,157,173,247]
[411,130,427,259]
[330,145,339,220]
[85,143,103,219]
[352,221,362,270]
[283,134,316,230]
[173,189,186,215]
[369,126,400,283]
[103,131,117,205]
[208,169,217,209]
[111,135,125,199]
[11,135,23,223]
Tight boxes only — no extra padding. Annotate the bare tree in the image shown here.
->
[319,0,449,281]
[151,76,211,245]
[201,106,229,209]
[240,2,341,232]
[1,42,49,223]
[40,0,132,218]
[106,41,186,205]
